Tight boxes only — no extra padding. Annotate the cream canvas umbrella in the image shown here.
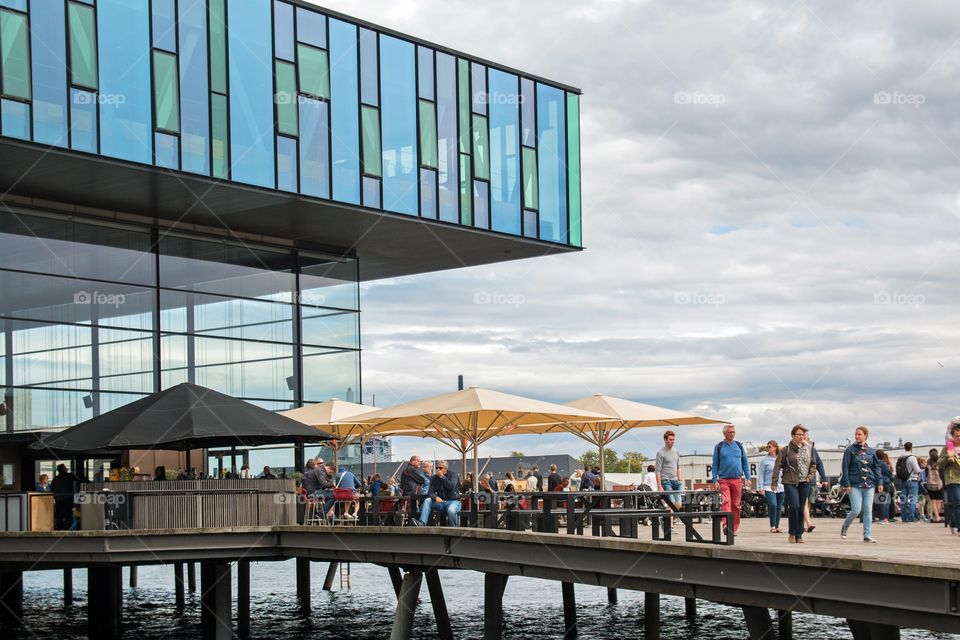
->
[334,387,613,491]
[281,399,380,468]
[546,394,729,479]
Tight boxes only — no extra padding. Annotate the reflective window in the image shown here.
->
[302,348,359,404]
[522,146,538,210]
[151,0,176,52]
[436,53,458,223]
[1,9,30,99]
[276,135,297,192]
[178,0,209,174]
[523,209,538,238]
[419,99,437,169]
[273,1,294,61]
[361,105,381,177]
[379,35,417,215]
[457,58,469,153]
[0,98,28,139]
[297,43,329,100]
[67,2,97,89]
[473,180,489,229]
[301,309,358,350]
[489,69,520,235]
[459,154,471,224]
[359,28,377,106]
[275,60,298,136]
[417,46,433,100]
[97,329,154,394]
[0,1,25,10]
[98,0,152,164]
[329,18,360,205]
[211,93,228,178]
[299,96,329,199]
[471,62,486,114]
[472,114,488,179]
[521,77,535,147]
[228,0,274,188]
[154,131,178,169]
[69,88,97,152]
[420,168,437,219]
[362,176,380,209]
[30,0,68,146]
[152,50,180,132]
[537,83,567,242]
[160,290,293,343]
[300,254,358,311]
[208,0,226,94]
[567,92,582,246]
[295,7,325,48]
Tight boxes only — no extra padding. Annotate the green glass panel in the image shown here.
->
[472,114,488,180]
[459,154,471,225]
[297,43,329,99]
[152,50,180,132]
[68,2,97,89]
[523,146,538,210]
[567,92,582,246]
[361,105,381,177]
[209,0,226,94]
[418,99,437,169]
[212,93,229,178]
[0,10,29,99]
[275,60,298,137]
[457,58,469,153]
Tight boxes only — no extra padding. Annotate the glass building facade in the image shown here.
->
[0,0,582,245]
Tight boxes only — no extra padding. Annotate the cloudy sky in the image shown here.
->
[317,0,960,462]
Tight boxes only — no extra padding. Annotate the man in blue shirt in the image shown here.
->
[711,424,751,534]
[417,461,462,527]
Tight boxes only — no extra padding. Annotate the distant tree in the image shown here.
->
[510,451,525,458]
[579,449,620,471]
[616,451,647,474]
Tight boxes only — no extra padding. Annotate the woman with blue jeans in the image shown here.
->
[772,425,818,543]
[758,440,784,533]
[840,425,884,543]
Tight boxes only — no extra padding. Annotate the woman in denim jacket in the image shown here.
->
[758,440,784,533]
[840,425,885,542]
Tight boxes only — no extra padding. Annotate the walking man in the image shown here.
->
[711,424,751,535]
[656,430,683,530]
[898,443,921,522]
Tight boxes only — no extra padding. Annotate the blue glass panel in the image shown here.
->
[329,18,360,205]
[70,88,97,152]
[299,96,329,198]
[471,62,486,114]
[277,135,297,192]
[488,69,520,235]
[227,0,275,188]
[436,52,458,223]
[523,209,538,238]
[473,180,489,229]
[178,0,209,175]
[98,0,152,164]
[359,28,377,106]
[1,99,28,139]
[379,35,417,215]
[151,0,176,52]
[154,131,178,168]
[537,83,567,242]
[417,46,433,100]
[420,168,437,219]
[30,0,68,146]
[296,7,325,48]
[521,77,535,147]
[0,0,25,10]
[273,1,294,61]
[362,176,380,209]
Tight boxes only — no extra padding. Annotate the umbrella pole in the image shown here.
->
[461,438,467,478]
[185,449,192,478]
[231,446,237,477]
[472,414,479,494]
[598,425,605,484]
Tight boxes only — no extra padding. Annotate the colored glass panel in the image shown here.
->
[298,95,329,198]
[153,50,179,132]
[273,1,294,61]
[567,92,582,246]
[1,9,30,99]
[0,1,26,10]
[362,176,380,208]
[297,43,328,100]
[473,180,489,229]
[472,114,488,179]
[522,146,538,209]
[523,209,538,238]
[69,88,97,152]
[68,2,97,89]
[457,58,469,153]
[275,60,297,136]
[178,0,209,174]
[521,77,535,147]
[537,83,567,243]
[329,18,360,204]
[379,35,417,215]
[359,28,377,106]
[459,154,471,225]
[277,135,297,192]
[489,69,520,235]
[228,0,274,188]
[151,0,176,52]
[154,131,178,168]
[30,0,68,146]
[361,105,381,177]
[420,168,436,219]
[471,62,486,114]
[98,0,152,164]
[418,99,437,169]
[417,46,433,100]
[296,7,325,48]
[436,52,458,223]
[211,92,228,177]
[209,0,226,94]
[1,97,28,139]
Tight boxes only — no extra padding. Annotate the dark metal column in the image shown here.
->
[187,562,197,592]
[562,582,578,639]
[425,569,453,640]
[644,592,661,640]
[174,563,185,611]
[87,566,121,638]
[484,573,505,640]
[129,565,138,588]
[322,562,339,591]
[607,587,618,604]
[742,606,774,640]
[777,610,793,640]
[685,597,697,623]
[848,619,871,640]
[868,622,901,640]
[296,558,311,613]
[388,565,403,598]
[212,562,232,640]
[238,560,250,640]
[63,568,73,608]
[390,570,423,640]
[0,570,23,622]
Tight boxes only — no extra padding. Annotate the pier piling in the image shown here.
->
[187,562,197,592]
[562,582,578,639]
[63,568,73,608]
[296,558,311,613]
[777,610,792,640]
[685,597,697,623]
[388,565,403,598]
[848,619,901,640]
[484,573,506,640]
[390,570,423,640]
[87,566,121,638]
[322,561,339,591]
[644,592,661,640]
[741,606,773,640]
[0,570,23,622]
[238,560,250,640]
[425,569,453,640]
[200,561,232,640]
[174,563,185,611]
[607,587,617,604]
[129,565,138,588]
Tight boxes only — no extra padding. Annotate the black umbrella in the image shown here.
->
[31,383,333,453]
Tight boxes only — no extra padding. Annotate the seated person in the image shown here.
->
[415,461,461,527]
[260,465,277,479]
[35,474,51,492]
[301,459,335,517]
[334,466,362,519]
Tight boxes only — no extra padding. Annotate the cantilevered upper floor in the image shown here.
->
[0,0,583,279]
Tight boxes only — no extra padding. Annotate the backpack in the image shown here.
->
[895,455,911,482]
[927,466,943,491]
[714,440,747,470]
